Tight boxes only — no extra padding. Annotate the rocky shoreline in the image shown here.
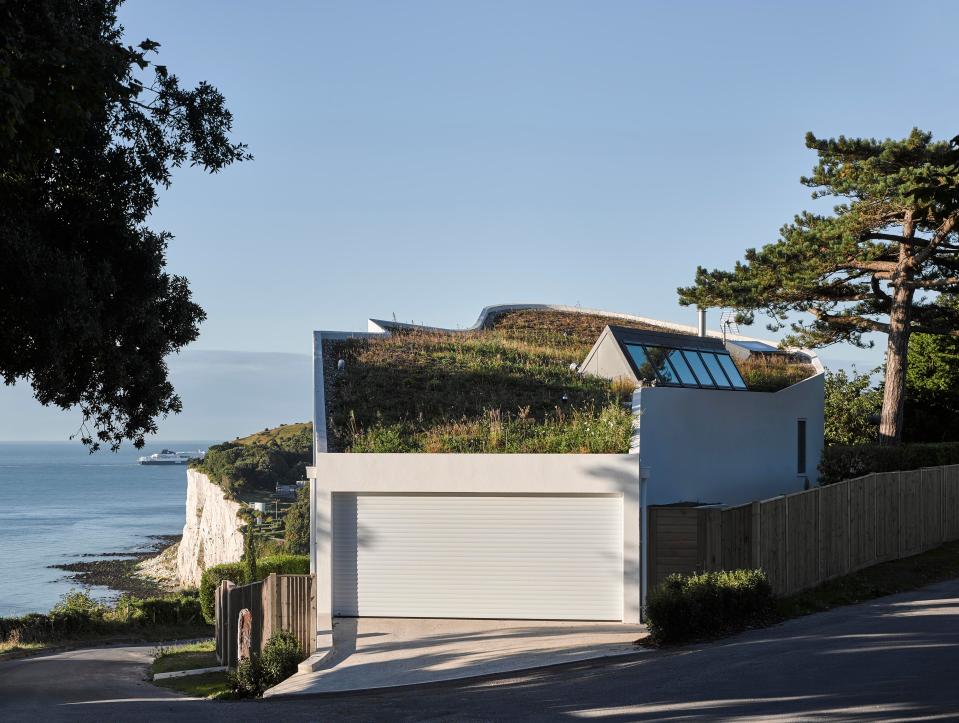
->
[50,535,183,599]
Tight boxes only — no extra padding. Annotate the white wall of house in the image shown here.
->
[309,453,645,643]
[635,373,825,506]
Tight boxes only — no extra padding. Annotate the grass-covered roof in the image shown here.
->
[321,308,817,454]
[323,309,659,454]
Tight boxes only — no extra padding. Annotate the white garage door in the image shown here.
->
[332,493,624,620]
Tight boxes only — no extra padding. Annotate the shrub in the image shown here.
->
[0,590,206,646]
[226,631,302,698]
[256,554,310,577]
[819,442,959,485]
[198,555,310,624]
[261,630,302,684]
[228,655,265,698]
[199,562,246,624]
[645,569,774,645]
[284,484,310,554]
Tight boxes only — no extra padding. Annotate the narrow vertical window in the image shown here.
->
[797,419,807,474]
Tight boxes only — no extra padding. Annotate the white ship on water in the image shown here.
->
[137,449,205,466]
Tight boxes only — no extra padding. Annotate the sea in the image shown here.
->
[0,441,215,617]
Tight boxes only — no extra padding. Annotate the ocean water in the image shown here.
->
[0,441,214,617]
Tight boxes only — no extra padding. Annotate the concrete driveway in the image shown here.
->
[265,616,646,696]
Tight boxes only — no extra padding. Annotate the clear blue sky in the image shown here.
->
[120,0,959,358]
[5,0,959,441]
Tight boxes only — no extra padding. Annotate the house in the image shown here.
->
[307,304,824,635]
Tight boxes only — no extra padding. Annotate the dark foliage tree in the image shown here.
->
[904,296,959,443]
[679,130,959,445]
[0,0,250,449]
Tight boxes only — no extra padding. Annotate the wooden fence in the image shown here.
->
[648,464,959,596]
[215,573,316,667]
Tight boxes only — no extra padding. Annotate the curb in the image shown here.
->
[153,665,227,680]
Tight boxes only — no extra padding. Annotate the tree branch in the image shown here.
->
[906,276,959,289]
[840,260,897,273]
[913,214,959,265]
[810,308,890,333]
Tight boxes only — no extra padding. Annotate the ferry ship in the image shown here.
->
[137,449,204,465]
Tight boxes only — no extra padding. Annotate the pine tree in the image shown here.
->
[679,129,959,444]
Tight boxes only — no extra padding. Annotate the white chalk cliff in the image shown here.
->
[176,468,245,587]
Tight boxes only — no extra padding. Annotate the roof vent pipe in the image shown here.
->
[697,308,707,337]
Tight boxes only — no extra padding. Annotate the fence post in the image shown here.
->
[897,470,903,559]
[751,501,761,570]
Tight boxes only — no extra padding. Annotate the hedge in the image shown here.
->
[0,590,204,646]
[644,569,775,645]
[198,554,309,624]
[819,442,959,485]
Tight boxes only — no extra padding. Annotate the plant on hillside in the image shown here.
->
[192,429,310,496]
[283,485,311,555]
[679,130,959,445]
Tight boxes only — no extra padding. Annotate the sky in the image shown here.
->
[3,0,959,441]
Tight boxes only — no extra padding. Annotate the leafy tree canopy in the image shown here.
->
[0,0,250,450]
[907,296,959,394]
[679,129,959,443]
[823,368,882,447]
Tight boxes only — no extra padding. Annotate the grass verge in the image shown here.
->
[153,671,232,699]
[150,639,232,699]
[151,639,218,674]
[777,539,959,618]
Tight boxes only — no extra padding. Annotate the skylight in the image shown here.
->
[624,342,747,390]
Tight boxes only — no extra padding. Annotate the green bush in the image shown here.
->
[198,555,310,624]
[198,562,246,624]
[645,569,775,645]
[284,484,310,554]
[0,590,206,646]
[228,654,265,698]
[261,630,302,684]
[819,442,959,485]
[227,630,302,698]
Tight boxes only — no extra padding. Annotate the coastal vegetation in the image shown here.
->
[191,423,311,497]
[0,589,208,657]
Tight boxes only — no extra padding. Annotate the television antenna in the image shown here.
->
[720,311,739,344]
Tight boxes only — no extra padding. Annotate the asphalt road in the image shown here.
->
[3,578,959,722]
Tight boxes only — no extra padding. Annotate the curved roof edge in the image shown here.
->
[366,303,824,374]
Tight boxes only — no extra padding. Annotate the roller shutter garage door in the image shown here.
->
[332,493,624,620]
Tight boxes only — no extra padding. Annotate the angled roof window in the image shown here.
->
[610,326,749,391]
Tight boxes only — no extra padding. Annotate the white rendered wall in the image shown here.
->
[310,453,645,637]
[636,373,825,506]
